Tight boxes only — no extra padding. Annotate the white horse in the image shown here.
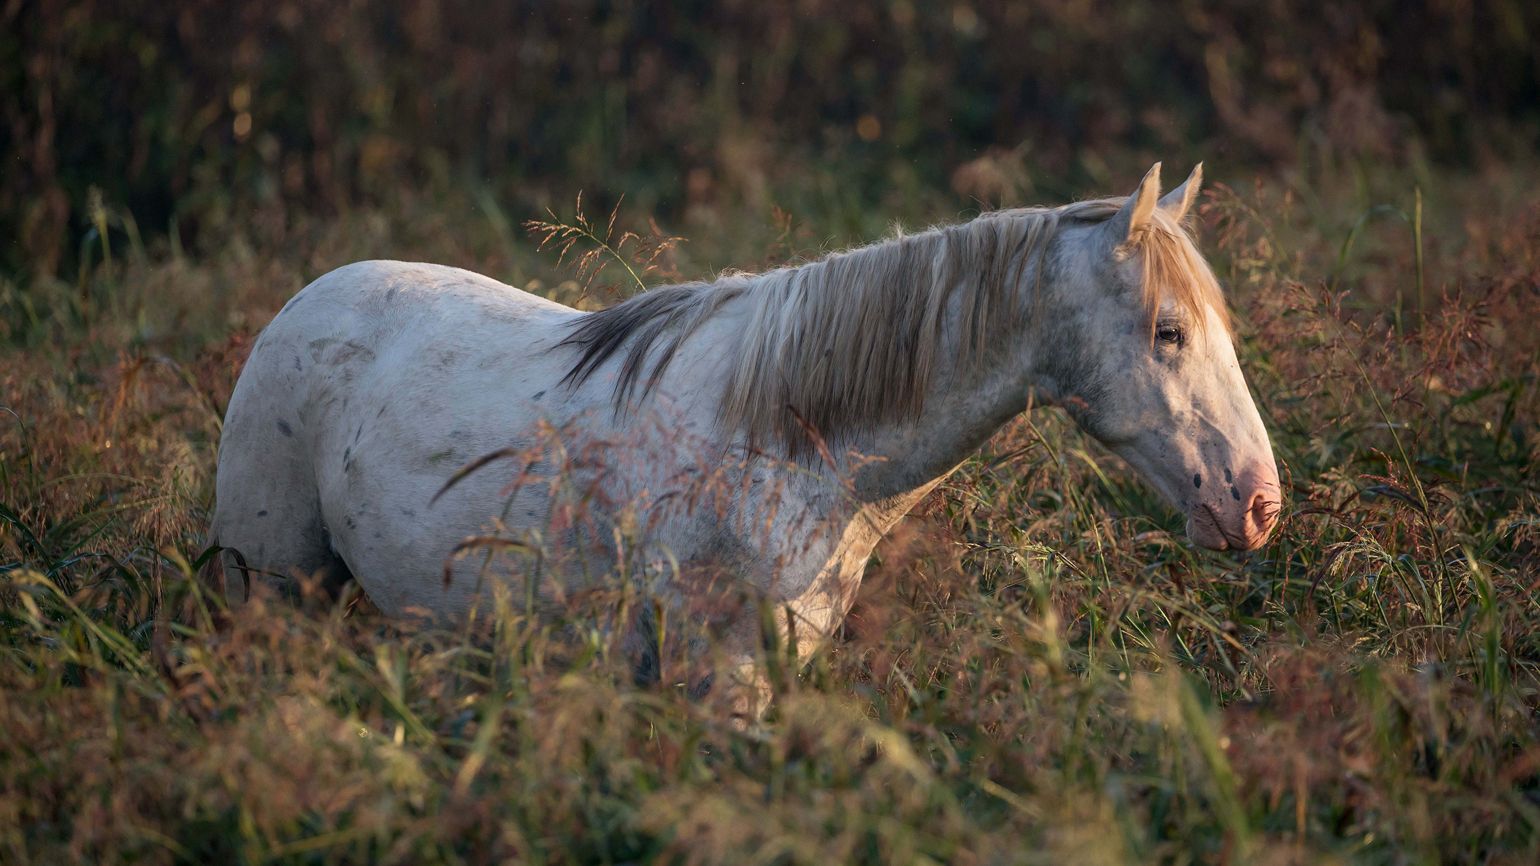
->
[211,163,1281,714]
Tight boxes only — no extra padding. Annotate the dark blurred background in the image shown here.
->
[4,0,1538,282]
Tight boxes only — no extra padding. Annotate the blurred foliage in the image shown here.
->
[4,0,1539,280]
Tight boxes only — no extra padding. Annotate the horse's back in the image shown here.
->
[227,259,577,445]
[275,259,571,335]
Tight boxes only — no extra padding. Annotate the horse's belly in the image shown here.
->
[317,419,572,617]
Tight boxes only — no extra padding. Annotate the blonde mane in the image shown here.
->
[560,198,1228,457]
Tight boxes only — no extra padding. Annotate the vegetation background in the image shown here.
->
[3,1,1539,862]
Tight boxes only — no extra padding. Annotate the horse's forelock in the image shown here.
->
[1134,209,1232,341]
[1059,197,1231,341]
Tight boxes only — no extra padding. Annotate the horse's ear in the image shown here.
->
[1158,162,1202,222]
[1108,162,1161,243]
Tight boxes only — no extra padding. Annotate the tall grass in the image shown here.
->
[2,160,1539,864]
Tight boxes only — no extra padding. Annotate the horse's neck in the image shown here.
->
[841,282,1044,503]
[842,352,1035,502]
[713,222,1050,504]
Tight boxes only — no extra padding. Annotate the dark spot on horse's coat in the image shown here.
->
[276,420,294,437]
[1231,486,1241,501]
[385,287,398,302]
[376,404,388,418]
[345,516,357,530]
[1193,474,1202,489]
[293,355,303,372]
[257,509,268,517]
[532,390,546,401]
[343,446,351,462]
[1224,467,1233,483]
[339,340,376,364]
[400,507,416,517]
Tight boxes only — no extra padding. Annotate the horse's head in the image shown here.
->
[1038,163,1281,551]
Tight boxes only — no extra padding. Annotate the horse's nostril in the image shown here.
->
[1247,492,1281,535]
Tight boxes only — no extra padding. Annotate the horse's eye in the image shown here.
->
[1156,323,1185,346]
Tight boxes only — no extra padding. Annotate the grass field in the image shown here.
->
[3,153,1539,864]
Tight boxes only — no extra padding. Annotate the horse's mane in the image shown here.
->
[559,198,1227,458]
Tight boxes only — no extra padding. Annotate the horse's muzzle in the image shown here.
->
[1186,463,1282,551]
